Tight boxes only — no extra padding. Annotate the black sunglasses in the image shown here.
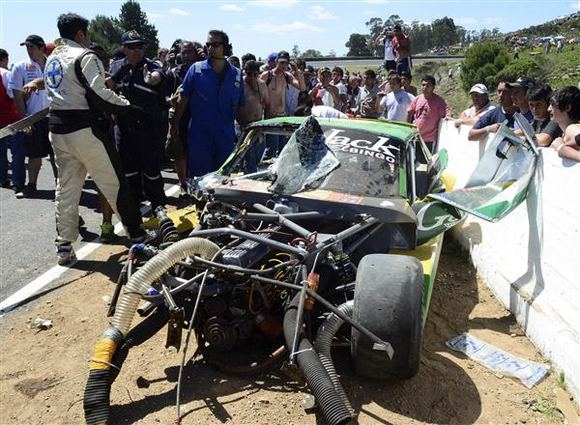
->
[206,41,223,48]
[126,44,144,50]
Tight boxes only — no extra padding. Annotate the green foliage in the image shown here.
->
[461,42,511,91]
[495,54,548,84]
[87,1,159,59]
[431,17,459,47]
[291,45,300,58]
[345,34,372,57]
[88,15,122,54]
[365,17,384,56]
[119,1,159,58]
[299,49,323,59]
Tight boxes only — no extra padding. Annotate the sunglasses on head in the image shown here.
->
[126,44,144,50]
[206,41,223,48]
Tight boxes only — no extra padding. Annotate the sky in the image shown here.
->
[1,0,579,64]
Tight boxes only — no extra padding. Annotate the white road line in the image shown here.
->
[0,184,180,315]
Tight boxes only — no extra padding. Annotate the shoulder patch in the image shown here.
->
[45,57,64,89]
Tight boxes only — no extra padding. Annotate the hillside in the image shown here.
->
[505,12,580,40]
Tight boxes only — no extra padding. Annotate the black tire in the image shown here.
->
[351,254,424,380]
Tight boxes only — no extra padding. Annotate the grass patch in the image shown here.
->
[342,46,579,117]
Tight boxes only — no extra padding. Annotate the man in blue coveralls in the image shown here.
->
[170,30,244,178]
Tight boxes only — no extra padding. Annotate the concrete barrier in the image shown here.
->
[438,119,580,403]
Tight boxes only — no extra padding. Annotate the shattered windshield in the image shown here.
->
[235,119,404,198]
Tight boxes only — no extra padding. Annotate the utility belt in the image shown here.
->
[48,109,101,134]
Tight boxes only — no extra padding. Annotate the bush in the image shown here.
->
[461,42,511,92]
[495,55,548,86]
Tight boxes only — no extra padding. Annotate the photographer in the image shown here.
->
[376,27,396,72]
[309,67,341,111]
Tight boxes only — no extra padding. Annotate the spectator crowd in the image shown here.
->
[1,13,579,265]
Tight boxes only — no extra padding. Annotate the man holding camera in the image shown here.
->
[376,27,396,72]
[170,30,244,178]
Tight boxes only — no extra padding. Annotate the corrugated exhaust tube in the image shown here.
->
[84,237,220,425]
[283,293,352,425]
[314,301,355,417]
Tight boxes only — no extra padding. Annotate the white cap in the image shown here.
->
[469,83,488,95]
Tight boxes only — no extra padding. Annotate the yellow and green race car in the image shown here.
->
[85,115,537,425]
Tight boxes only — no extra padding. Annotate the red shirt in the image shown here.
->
[0,73,20,127]
[407,93,448,142]
[392,33,411,59]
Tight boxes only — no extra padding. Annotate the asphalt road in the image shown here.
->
[0,157,179,308]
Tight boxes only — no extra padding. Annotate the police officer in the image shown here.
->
[170,30,244,179]
[110,30,167,210]
[44,13,153,265]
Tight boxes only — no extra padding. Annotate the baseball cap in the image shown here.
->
[121,30,147,46]
[469,83,488,95]
[20,35,45,48]
[277,50,290,62]
[506,77,535,90]
[267,52,278,63]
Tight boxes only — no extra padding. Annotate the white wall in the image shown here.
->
[438,120,580,403]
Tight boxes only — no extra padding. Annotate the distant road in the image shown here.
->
[305,56,464,69]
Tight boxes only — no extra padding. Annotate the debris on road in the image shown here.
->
[446,333,549,388]
[29,317,52,332]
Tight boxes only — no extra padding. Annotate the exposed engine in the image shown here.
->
[84,198,394,425]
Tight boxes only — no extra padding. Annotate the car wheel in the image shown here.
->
[351,254,424,380]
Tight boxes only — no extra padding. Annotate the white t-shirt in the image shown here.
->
[334,81,347,96]
[9,58,49,114]
[462,103,495,118]
[311,105,347,119]
[384,38,395,61]
[380,90,415,122]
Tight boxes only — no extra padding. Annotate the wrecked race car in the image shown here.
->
[84,115,538,425]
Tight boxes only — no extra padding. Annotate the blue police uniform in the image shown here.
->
[111,57,167,209]
[180,59,244,177]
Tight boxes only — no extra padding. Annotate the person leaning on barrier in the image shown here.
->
[454,83,495,128]
[44,13,154,265]
[515,84,562,147]
[550,86,580,161]
[468,79,517,141]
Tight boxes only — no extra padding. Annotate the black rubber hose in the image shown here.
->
[84,369,111,425]
[283,294,352,425]
[84,307,170,425]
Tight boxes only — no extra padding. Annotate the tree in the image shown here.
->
[365,17,384,56]
[299,49,323,58]
[461,41,510,91]
[385,14,404,29]
[88,15,123,54]
[291,44,300,58]
[345,33,372,57]
[409,20,433,54]
[118,0,159,58]
[431,17,458,48]
[327,49,336,58]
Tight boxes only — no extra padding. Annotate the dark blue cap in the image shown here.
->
[121,30,147,46]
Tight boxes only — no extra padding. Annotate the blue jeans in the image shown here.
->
[0,131,26,188]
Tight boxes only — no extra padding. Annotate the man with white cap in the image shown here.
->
[454,83,495,127]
